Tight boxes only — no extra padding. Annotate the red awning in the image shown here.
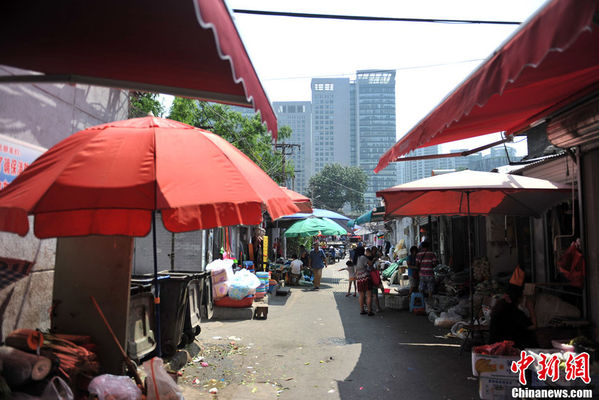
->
[0,0,278,138]
[375,0,599,173]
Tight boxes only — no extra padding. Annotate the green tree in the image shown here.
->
[166,98,294,184]
[128,91,164,118]
[307,164,368,212]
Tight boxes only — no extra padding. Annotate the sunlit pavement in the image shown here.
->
[180,257,478,399]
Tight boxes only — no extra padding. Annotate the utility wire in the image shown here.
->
[263,58,485,81]
[232,9,522,25]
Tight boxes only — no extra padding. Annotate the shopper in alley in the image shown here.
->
[415,241,437,301]
[308,242,327,290]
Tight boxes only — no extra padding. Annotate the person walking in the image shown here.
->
[355,248,374,316]
[415,241,438,301]
[308,242,327,290]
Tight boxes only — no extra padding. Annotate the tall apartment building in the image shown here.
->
[398,145,441,184]
[399,145,519,184]
[273,101,312,193]
[351,70,397,209]
[310,78,351,173]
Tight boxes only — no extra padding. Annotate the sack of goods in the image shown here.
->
[227,270,261,300]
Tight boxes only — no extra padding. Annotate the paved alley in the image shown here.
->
[179,259,479,399]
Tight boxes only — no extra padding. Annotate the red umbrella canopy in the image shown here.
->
[280,187,312,214]
[0,117,299,238]
[377,170,571,218]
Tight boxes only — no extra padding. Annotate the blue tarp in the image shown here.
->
[355,210,372,225]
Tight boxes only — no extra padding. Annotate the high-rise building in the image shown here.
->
[273,101,312,193]
[350,70,397,208]
[311,78,351,173]
[398,145,441,184]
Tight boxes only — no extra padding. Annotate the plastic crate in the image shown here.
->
[384,294,409,310]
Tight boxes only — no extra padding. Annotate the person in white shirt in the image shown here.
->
[289,256,303,285]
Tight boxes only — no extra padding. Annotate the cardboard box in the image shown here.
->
[479,376,519,400]
[472,351,520,377]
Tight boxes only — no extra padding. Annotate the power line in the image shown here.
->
[232,9,522,25]
[262,58,485,81]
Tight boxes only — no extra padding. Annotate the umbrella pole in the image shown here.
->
[152,210,162,357]
[467,191,474,328]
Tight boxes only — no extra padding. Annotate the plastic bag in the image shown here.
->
[450,321,468,340]
[88,374,142,400]
[227,270,261,300]
[142,357,183,400]
[41,377,73,400]
[206,259,234,282]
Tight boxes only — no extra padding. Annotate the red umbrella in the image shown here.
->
[377,170,570,218]
[0,116,298,238]
[0,116,298,356]
[377,170,570,327]
[280,187,312,214]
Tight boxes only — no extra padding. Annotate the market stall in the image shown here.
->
[0,117,299,396]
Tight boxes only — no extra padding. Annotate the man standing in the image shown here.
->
[308,242,327,290]
[415,241,438,301]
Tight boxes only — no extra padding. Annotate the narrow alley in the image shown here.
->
[179,259,478,399]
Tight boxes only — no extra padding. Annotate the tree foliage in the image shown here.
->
[166,98,294,184]
[128,91,164,118]
[307,164,367,212]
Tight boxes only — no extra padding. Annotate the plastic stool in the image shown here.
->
[409,292,424,312]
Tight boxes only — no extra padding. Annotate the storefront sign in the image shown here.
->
[262,235,268,265]
[0,134,46,189]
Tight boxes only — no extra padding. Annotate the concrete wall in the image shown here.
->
[133,214,206,275]
[581,147,599,340]
[0,65,129,148]
[0,219,55,341]
[0,64,129,339]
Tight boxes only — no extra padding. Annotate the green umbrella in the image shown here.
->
[284,217,348,237]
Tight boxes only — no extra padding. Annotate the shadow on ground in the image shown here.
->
[332,291,478,400]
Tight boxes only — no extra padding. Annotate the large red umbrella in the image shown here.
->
[377,170,570,326]
[377,170,570,218]
[0,116,299,356]
[0,116,298,238]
